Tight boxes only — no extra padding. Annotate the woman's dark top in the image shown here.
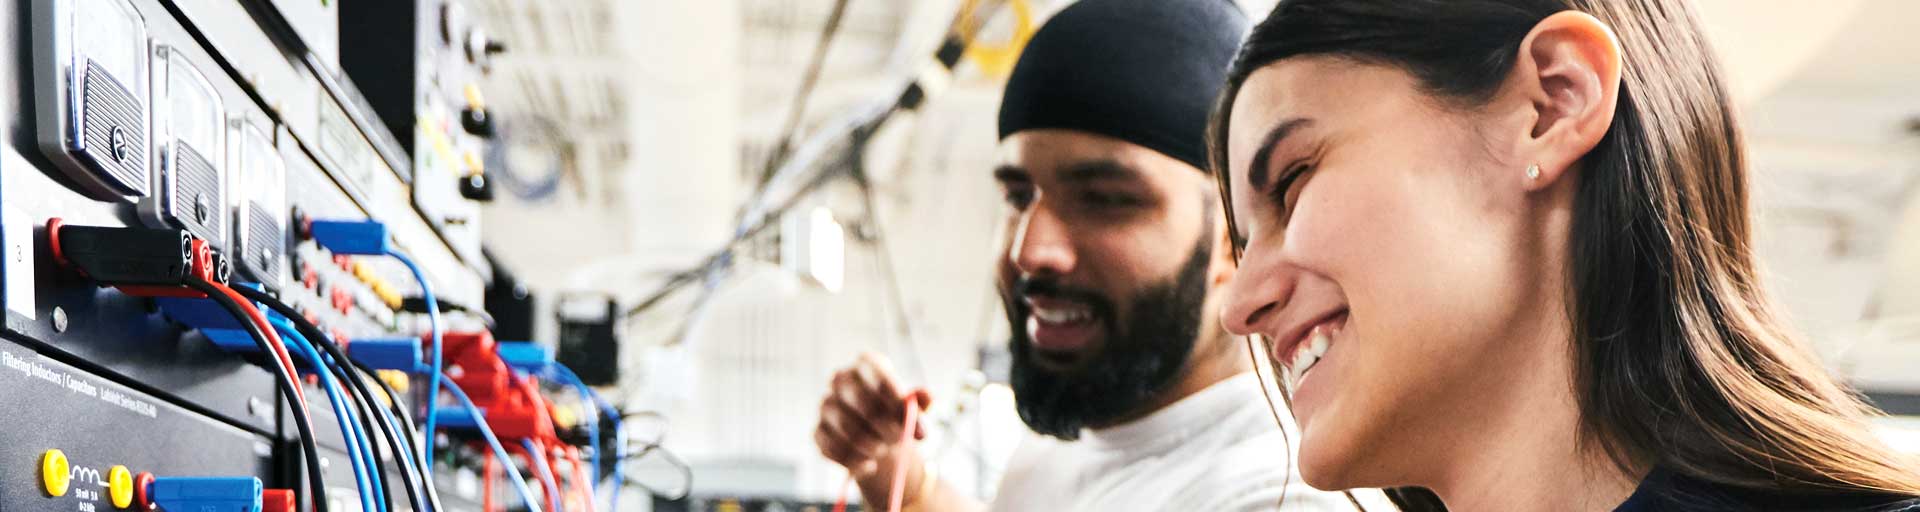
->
[1613,466,1920,511]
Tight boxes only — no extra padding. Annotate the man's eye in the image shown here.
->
[1081,191,1142,208]
[1004,187,1036,209]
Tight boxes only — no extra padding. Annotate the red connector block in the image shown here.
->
[437,331,558,442]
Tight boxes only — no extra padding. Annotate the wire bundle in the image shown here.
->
[185,278,333,512]
[205,242,624,512]
[233,286,445,512]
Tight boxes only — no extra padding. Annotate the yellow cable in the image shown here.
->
[957,0,1036,78]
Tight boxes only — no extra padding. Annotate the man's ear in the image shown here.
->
[1505,10,1623,190]
[1208,207,1237,289]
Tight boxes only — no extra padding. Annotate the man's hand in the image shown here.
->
[814,352,933,506]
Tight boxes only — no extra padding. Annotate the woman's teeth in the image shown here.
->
[1287,329,1332,386]
[1033,305,1092,324]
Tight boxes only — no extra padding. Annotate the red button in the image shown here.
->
[332,288,353,313]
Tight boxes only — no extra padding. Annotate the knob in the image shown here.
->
[461,107,495,138]
[459,173,494,202]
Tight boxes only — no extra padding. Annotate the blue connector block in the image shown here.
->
[156,295,254,352]
[496,342,555,373]
[349,337,425,373]
[156,283,299,359]
[157,296,248,330]
[435,406,484,429]
[150,476,263,512]
[309,220,391,255]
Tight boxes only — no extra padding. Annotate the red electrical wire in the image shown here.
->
[202,279,309,407]
[485,450,499,512]
[833,391,926,512]
[886,402,920,512]
[187,278,314,512]
[533,440,560,512]
[565,447,597,512]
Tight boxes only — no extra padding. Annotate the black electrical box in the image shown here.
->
[556,297,620,386]
[484,249,536,342]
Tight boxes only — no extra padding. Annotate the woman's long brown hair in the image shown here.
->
[1208,0,1920,509]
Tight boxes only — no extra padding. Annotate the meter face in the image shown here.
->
[76,0,145,83]
[165,52,223,156]
[34,0,153,199]
[231,122,287,288]
[142,47,228,247]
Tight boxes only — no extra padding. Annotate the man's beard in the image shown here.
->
[1003,234,1212,440]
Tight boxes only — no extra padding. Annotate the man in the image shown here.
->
[813,0,1358,510]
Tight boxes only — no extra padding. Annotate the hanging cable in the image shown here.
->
[618,443,691,502]
[608,411,629,511]
[390,249,447,472]
[541,366,610,480]
[522,439,566,512]
[336,374,399,512]
[268,317,384,512]
[443,379,545,512]
[753,0,853,189]
[831,392,927,512]
[184,278,331,512]
[232,285,444,512]
[358,361,446,512]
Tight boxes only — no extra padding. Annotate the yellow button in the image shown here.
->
[551,404,579,428]
[463,152,484,176]
[41,449,70,497]
[464,84,485,110]
[378,370,411,394]
[371,281,402,310]
[108,465,133,508]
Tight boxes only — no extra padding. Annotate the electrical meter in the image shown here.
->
[32,0,152,201]
[140,46,227,248]
[229,121,286,289]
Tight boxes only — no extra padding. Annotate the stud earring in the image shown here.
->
[1525,164,1541,180]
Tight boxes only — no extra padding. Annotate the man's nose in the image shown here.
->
[1009,205,1076,278]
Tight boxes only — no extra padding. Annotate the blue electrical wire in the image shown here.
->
[269,316,385,512]
[368,382,432,510]
[522,439,566,512]
[611,423,626,510]
[390,249,446,474]
[541,366,601,481]
[443,379,546,512]
[541,365,623,511]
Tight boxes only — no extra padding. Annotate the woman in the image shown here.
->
[1208,1,1920,511]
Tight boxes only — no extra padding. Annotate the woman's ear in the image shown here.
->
[1507,10,1623,190]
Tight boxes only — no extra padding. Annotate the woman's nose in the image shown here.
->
[1220,239,1292,338]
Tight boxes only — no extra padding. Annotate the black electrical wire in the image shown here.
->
[356,359,444,509]
[231,285,416,510]
[337,367,428,512]
[337,367,398,512]
[620,442,693,501]
[185,279,331,512]
[230,286,446,512]
[754,0,853,189]
[355,360,444,512]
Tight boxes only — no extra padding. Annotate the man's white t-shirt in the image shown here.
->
[988,373,1368,511]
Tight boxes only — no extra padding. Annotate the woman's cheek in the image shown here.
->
[1284,171,1412,275]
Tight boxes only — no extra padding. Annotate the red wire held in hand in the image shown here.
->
[833,390,930,512]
